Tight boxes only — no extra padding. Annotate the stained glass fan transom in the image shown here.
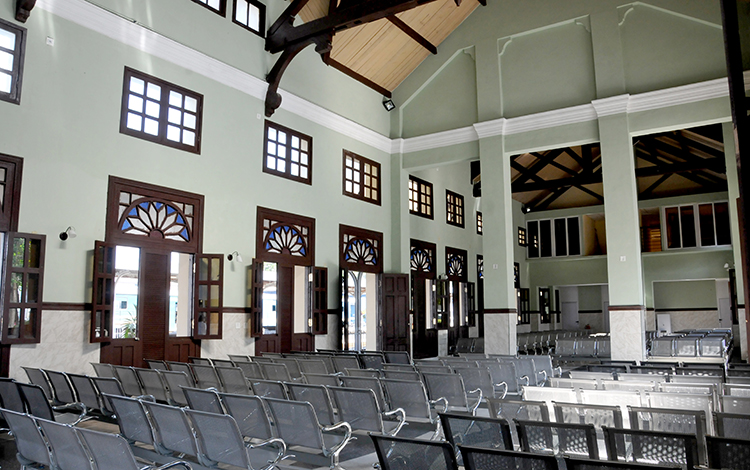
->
[447,253,465,278]
[477,255,483,279]
[343,235,378,267]
[118,192,193,242]
[410,248,433,273]
[263,221,308,257]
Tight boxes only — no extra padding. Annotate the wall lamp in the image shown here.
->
[382,96,395,112]
[227,251,243,263]
[59,226,77,241]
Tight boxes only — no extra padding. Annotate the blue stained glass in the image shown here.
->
[300,248,306,255]
[180,228,189,240]
[176,215,184,224]
[129,207,138,216]
[122,220,132,230]
[167,206,175,214]
[154,202,163,209]
[139,202,149,209]
[266,242,271,249]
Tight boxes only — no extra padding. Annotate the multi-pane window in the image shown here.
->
[446,190,464,228]
[0,19,26,105]
[527,217,581,258]
[664,202,730,249]
[476,211,483,235]
[518,227,527,246]
[233,0,265,36]
[263,121,312,185]
[343,151,381,205]
[409,175,433,219]
[192,0,227,16]
[120,68,203,154]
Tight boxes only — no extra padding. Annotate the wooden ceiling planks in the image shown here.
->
[293,0,480,92]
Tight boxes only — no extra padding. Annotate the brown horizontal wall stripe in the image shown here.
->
[654,308,718,312]
[42,302,91,311]
[224,307,251,314]
[607,305,646,311]
[484,308,517,314]
[578,310,602,314]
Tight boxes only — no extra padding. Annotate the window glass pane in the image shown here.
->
[7,308,19,338]
[166,125,181,142]
[27,273,39,303]
[0,51,13,72]
[0,71,11,94]
[236,0,248,23]
[293,265,308,334]
[10,272,22,302]
[183,130,195,146]
[126,113,143,131]
[12,237,24,267]
[527,221,539,258]
[211,258,220,281]
[715,202,731,246]
[199,257,209,281]
[169,252,193,337]
[680,206,696,248]
[554,218,567,256]
[128,95,144,112]
[144,118,159,136]
[249,4,260,31]
[209,312,219,335]
[28,238,41,268]
[567,218,581,256]
[22,308,35,339]
[208,0,221,10]
[262,262,277,334]
[210,285,220,307]
[698,203,716,246]
[183,113,196,130]
[129,76,144,95]
[114,246,140,339]
[0,28,16,50]
[184,96,198,113]
[168,107,182,125]
[146,82,161,100]
[145,100,160,118]
[169,90,182,107]
[665,207,681,248]
[539,220,552,257]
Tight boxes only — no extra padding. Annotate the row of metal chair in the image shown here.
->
[649,329,732,358]
[517,330,589,355]
[372,418,750,470]
[1,407,192,470]
[555,336,612,358]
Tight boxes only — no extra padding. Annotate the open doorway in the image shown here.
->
[343,270,378,351]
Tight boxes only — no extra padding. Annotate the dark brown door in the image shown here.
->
[140,251,169,362]
[412,277,437,358]
[255,263,297,354]
[381,274,409,351]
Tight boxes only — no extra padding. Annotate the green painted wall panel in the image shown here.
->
[653,279,717,309]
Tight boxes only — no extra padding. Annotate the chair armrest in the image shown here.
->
[467,388,482,415]
[383,407,407,436]
[554,366,562,378]
[156,461,193,470]
[136,394,156,402]
[321,420,352,466]
[52,402,88,425]
[247,437,287,470]
[429,397,449,413]
[493,381,508,400]
[518,375,530,387]
[537,370,548,386]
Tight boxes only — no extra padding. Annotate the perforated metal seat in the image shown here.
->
[381,378,444,438]
[286,382,336,426]
[37,417,93,470]
[185,408,285,470]
[182,386,223,414]
[603,427,698,469]
[384,351,411,364]
[134,368,170,403]
[91,377,127,415]
[90,362,116,378]
[459,445,558,470]
[358,353,385,370]
[331,355,360,373]
[371,434,458,470]
[218,392,275,443]
[706,435,750,470]
[166,362,195,382]
[339,375,388,411]
[628,406,708,465]
[297,358,330,375]
[216,366,253,395]
[77,426,192,470]
[113,366,145,397]
[145,359,169,370]
[248,379,287,399]
[190,363,223,390]
[439,413,512,465]
[422,372,481,414]
[715,412,750,439]
[263,397,352,469]
[18,382,87,425]
[328,385,406,435]
[302,372,341,386]
[158,370,193,406]
[565,456,681,469]
[453,366,496,399]
[2,409,53,469]
[516,419,598,459]
[0,378,27,413]
[235,361,265,379]
[105,394,161,450]
[141,400,201,459]
[22,367,53,401]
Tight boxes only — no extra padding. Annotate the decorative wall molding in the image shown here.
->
[36,0,747,159]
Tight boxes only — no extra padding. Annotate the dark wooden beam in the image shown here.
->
[510,160,545,184]
[15,0,36,23]
[721,0,750,347]
[635,147,725,186]
[512,148,566,186]
[323,54,392,97]
[387,15,437,54]
[573,184,604,201]
[640,174,671,198]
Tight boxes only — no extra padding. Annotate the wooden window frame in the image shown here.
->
[514,262,520,289]
[193,254,224,340]
[340,225,383,274]
[476,254,483,281]
[263,121,313,185]
[342,150,381,206]
[119,67,204,154]
[0,154,23,232]
[255,206,315,266]
[476,211,482,235]
[518,226,527,247]
[446,190,465,228]
[410,239,436,280]
[408,175,434,219]
[1,232,45,344]
[191,0,227,16]
[526,217,580,258]
[663,202,731,250]
[517,288,530,325]
[0,18,26,105]
[539,287,551,324]
[232,0,265,37]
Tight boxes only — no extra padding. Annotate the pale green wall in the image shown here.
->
[578,285,603,311]
[0,5,392,312]
[653,280,718,309]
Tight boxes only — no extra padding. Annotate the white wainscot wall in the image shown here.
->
[10,310,100,381]
[201,313,254,359]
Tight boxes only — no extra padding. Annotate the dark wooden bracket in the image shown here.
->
[15,0,36,23]
[263,0,443,116]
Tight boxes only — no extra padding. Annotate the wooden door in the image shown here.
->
[140,251,169,363]
[255,263,295,354]
[412,277,437,358]
[381,274,409,352]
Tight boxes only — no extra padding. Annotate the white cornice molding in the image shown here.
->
[473,118,506,139]
[34,0,746,157]
[592,95,631,117]
[36,0,393,154]
[504,104,597,135]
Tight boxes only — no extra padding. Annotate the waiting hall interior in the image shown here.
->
[0,0,750,469]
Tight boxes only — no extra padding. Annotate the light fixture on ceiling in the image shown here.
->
[382,96,395,112]
[227,251,243,263]
[59,226,77,241]
[523,205,531,213]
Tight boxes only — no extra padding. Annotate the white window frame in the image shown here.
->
[661,201,731,250]
[526,216,581,259]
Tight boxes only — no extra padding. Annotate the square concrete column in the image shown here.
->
[594,97,646,362]
[475,123,517,355]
